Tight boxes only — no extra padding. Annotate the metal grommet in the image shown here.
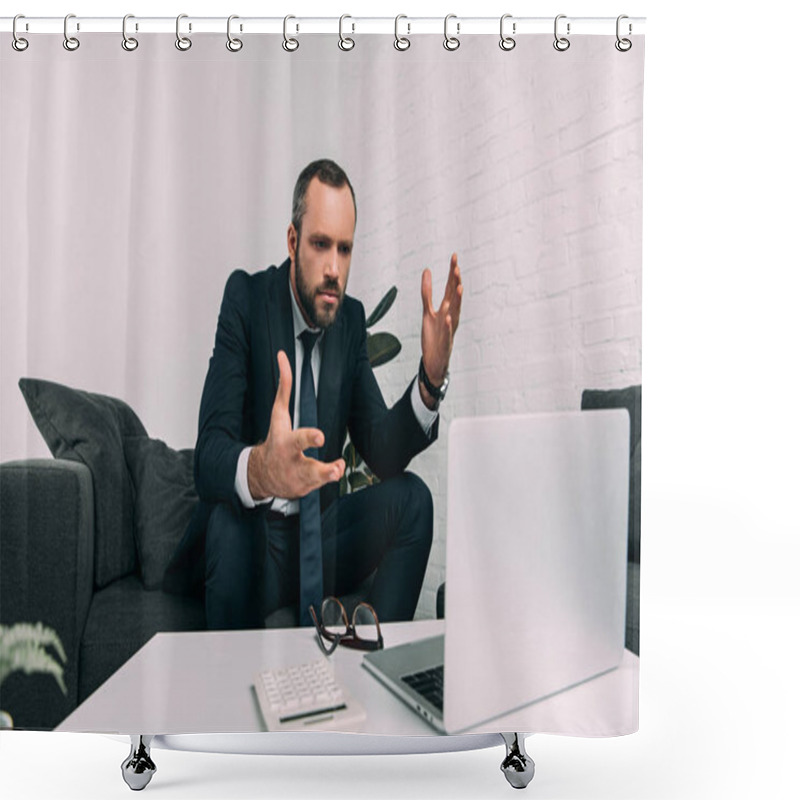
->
[283,15,299,52]
[338,14,355,51]
[443,14,460,51]
[615,15,632,52]
[176,13,192,51]
[499,14,515,51]
[122,14,138,51]
[12,14,29,52]
[394,15,410,51]
[226,15,243,52]
[63,13,80,51]
[553,14,570,52]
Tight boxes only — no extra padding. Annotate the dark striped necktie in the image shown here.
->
[298,329,323,627]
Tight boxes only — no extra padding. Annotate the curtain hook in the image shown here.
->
[63,13,80,51]
[226,15,243,52]
[499,14,516,51]
[283,15,299,52]
[339,14,355,51]
[553,14,570,52]
[443,14,460,51]
[615,15,632,52]
[122,14,138,51]
[394,14,410,51]
[12,14,29,52]
[176,13,192,51]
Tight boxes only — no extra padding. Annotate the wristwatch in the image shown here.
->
[418,357,450,410]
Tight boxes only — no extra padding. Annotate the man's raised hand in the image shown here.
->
[247,350,345,501]
[420,252,463,388]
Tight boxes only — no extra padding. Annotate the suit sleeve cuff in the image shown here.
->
[410,377,439,438]
[235,446,274,508]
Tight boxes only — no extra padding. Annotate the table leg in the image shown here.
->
[121,735,156,791]
[500,733,535,789]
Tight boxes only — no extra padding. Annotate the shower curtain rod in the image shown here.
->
[2,16,645,36]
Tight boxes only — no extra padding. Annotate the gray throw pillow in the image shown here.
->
[18,378,147,588]
[123,437,197,590]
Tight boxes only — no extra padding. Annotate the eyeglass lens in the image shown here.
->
[352,604,379,643]
[321,599,348,637]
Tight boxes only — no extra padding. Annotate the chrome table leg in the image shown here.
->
[121,735,156,791]
[500,733,535,789]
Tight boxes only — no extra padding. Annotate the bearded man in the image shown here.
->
[165,159,463,631]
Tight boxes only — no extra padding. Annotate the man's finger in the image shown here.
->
[301,457,346,494]
[420,268,435,316]
[273,350,292,414]
[294,426,325,452]
[445,253,460,294]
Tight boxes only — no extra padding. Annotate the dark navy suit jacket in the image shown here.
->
[164,259,437,595]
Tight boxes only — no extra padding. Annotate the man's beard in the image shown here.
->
[295,248,344,330]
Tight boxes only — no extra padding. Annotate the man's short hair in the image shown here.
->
[292,159,357,236]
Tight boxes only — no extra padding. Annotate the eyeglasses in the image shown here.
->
[309,597,384,656]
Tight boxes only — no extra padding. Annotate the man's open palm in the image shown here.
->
[248,350,345,501]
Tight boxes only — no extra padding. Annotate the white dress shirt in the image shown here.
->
[234,287,438,512]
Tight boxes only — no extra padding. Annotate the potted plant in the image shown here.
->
[0,622,67,728]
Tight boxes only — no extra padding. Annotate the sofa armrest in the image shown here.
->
[0,459,94,728]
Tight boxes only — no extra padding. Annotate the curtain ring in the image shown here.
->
[63,13,80,51]
[338,14,355,51]
[176,13,192,51]
[226,15,243,52]
[615,15,632,52]
[499,14,516,51]
[394,15,410,51]
[443,14,460,51]
[282,15,299,52]
[553,14,570,51]
[122,14,138,51]
[12,14,29,52]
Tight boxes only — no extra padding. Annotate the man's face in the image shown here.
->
[288,176,355,330]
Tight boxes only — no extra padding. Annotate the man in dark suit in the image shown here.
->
[166,158,462,630]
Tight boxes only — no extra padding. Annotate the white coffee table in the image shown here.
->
[57,619,638,737]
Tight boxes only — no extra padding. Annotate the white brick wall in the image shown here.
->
[337,38,644,619]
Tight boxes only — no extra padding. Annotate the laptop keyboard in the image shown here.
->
[401,664,444,712]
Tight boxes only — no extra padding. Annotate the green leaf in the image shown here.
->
[343,441,363,470]
[363,465,379,483]
[348,471,371,491]
[365,287,397,328]
[367,332,401,368]
[0,622,66,663]
[0,641,67,695]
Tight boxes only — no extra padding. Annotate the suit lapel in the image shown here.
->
[266,259,297,418]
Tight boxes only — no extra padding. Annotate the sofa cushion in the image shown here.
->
[78,575,205,703]
[581,385,641,564]
[18,378,147,588]
[123,437,198,590]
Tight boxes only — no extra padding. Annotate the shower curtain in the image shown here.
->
[0,23,643,739]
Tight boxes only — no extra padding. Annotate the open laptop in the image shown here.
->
[362,409,630,733]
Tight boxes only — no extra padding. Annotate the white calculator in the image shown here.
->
[254,657,367,732]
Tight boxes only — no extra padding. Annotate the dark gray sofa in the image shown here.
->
[0,455,374,730]
[0,378,372,730]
